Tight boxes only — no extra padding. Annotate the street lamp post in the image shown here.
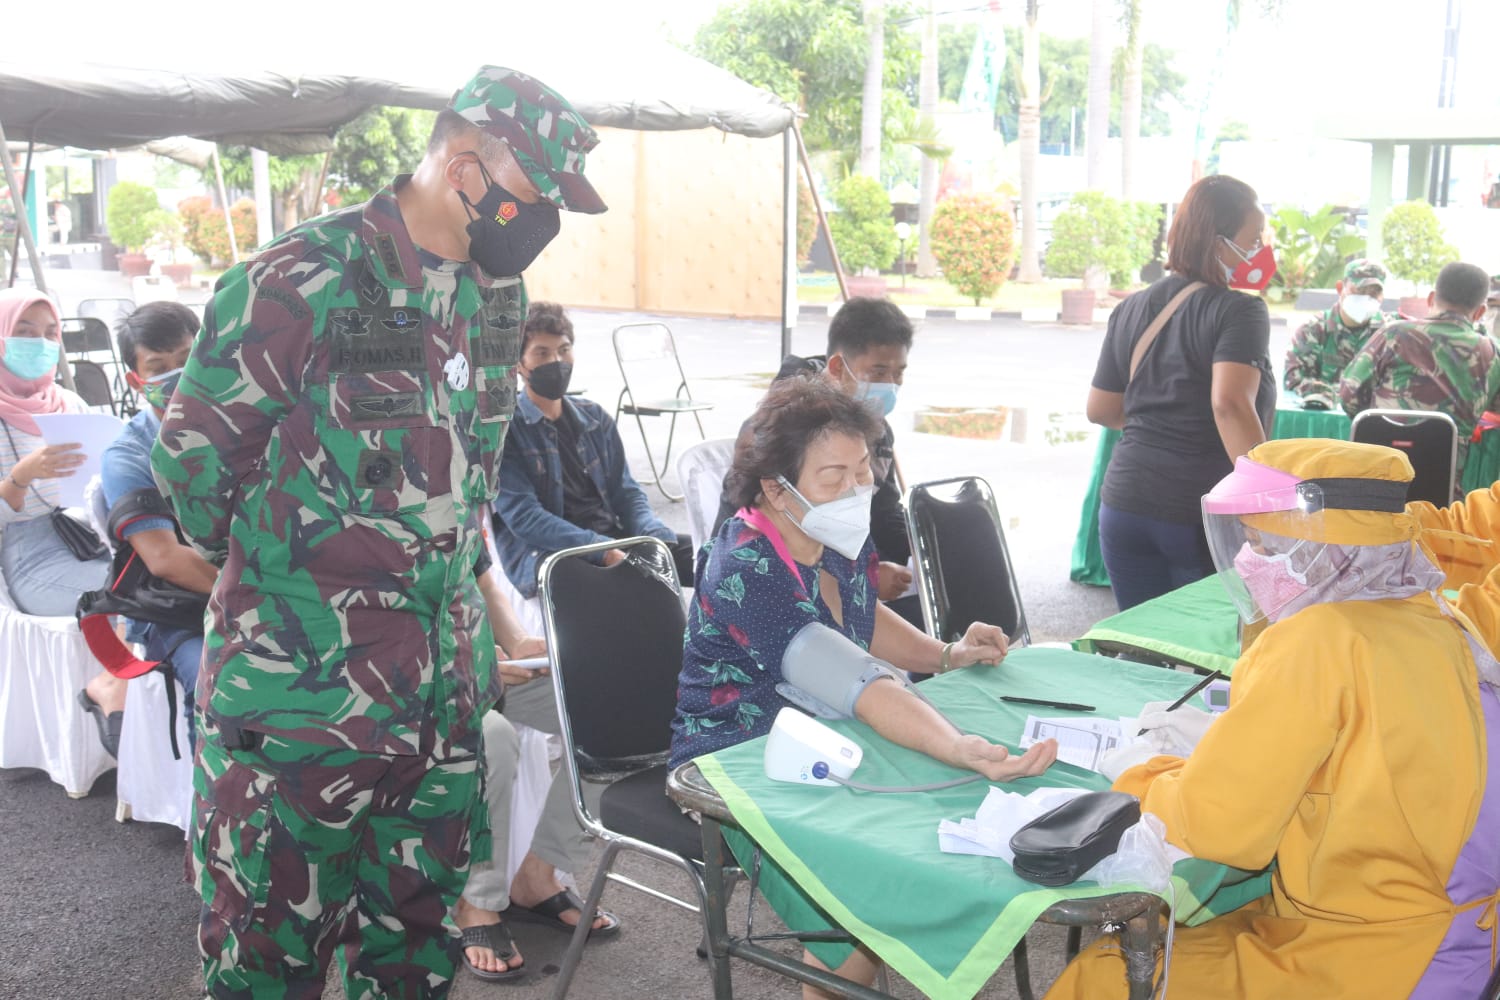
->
[894,221,911,290]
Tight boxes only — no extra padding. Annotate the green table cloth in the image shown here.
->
[1073,576,1241,675]
[695,647,1270,1000]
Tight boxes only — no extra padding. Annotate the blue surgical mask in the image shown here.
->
[856,380,899,418]
[3,338,60,381]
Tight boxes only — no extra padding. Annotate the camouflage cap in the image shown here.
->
[449,66,606,215]
[1342,258,1388,290]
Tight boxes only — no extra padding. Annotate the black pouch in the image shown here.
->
[50,505,108,561]
[1010,791,1141,886]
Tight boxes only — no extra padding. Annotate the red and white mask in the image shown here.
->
[1221,236,1277,291]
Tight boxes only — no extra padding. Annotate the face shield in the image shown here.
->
[1202,458,1329,624]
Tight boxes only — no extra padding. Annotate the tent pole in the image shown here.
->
[211,145,239,265]
[0,122,74,391]
[780,126,796,359]
[792,123,847,304]
[4,131,40,290]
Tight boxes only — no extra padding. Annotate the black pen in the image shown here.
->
[1001,695,1096,712]
[1137,670,1225,736]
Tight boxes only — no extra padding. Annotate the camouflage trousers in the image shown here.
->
[191,717,482,999]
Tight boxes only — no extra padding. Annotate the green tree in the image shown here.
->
[1382,201,1458,288]
[969,30,1183,149]
[211,107,435,234]
[1206,119,1250,175]
[1046,191,1158,286]
[829,174,898,273]
[105,181,167,254]
[328,107,436,204]
[691,0,921,163]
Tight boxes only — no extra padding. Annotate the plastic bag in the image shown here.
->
[1082,812,1175,892]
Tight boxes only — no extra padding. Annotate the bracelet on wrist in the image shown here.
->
[939,641,955,673]
[6,473,28,490]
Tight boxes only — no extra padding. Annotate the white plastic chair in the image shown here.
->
[0,559,115,797]
[674,437,736,556]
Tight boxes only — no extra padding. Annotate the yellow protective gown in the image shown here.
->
[1409,482,1500,591]
[1045,594,1485,1000]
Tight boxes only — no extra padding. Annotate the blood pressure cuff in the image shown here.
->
[1010,791,1141,886]
[776,621,916,720]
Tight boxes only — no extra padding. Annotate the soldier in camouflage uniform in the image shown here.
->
[1283,258,1390,407]
[1339,262,1498,499]
[150,66,605,999]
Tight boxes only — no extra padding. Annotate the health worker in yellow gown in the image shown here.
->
[1045,439,1500,1000]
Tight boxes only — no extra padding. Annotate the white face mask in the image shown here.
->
[776,476,873,561]
[1340,294,1380,326]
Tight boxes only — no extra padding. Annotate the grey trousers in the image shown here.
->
[463,676,591,911]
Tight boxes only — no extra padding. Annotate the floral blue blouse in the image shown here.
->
[668,510,880,769]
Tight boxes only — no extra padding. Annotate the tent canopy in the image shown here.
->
[0,30,793,153]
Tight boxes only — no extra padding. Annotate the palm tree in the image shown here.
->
[1085,0,1114,190]
[860,0,885,179]
[1119,0,1144,198]
[916,0,939,276]
[1016,0,1043,282]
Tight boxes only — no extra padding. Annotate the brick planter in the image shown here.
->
[914,405,1010,440]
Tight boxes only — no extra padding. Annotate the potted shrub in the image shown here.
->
[1381,200,1457,319]
[1045,192,1163,323]
[144,210,196,288]
[828,174,898,298]
[180,195,259,268]
[929,192,1017,305]
[105,181,164,278]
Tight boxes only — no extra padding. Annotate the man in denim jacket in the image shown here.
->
[492,302,692,597]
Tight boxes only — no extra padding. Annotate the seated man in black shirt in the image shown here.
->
[493,303,693,597]
[713,296,920,623]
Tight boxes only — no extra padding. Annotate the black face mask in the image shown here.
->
[525,360,574,401]
[457,161,560,278]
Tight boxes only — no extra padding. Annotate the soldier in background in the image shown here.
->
[1339,261,1498,497]
[1283,258,1389,408]
[151,66,605,998]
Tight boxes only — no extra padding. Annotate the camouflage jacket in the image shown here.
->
[1338,310,1500,475]
[1283,306,1385,400]
[151,180,523,755]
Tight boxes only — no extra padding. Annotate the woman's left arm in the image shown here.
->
[1210,361,1267,461]
[870,603,1009,674]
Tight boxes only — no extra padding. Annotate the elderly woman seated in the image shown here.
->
[669,375,1056,999]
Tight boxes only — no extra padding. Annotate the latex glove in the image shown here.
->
[1098,742,1161,782]
[1136,701,1218,756]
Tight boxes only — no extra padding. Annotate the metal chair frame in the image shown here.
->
[538,535,717,998]
[611,322,713,501]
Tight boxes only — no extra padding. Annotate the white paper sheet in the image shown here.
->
[31,413,125,508]
[1019,714,1127,772]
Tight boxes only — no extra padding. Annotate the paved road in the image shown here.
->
[3,270,1304,998]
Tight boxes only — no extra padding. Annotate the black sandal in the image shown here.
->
[460,920,526,982]
[77,689,122,758]
[504,888,622,939]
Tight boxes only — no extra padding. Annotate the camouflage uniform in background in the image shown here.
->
[1284,259,1389,403]
[1338,310,1500,496]
[153,186,518,997]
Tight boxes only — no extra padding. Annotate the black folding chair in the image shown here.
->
[66,359,116,414]
[1350,409,1458,506]
[75,297,136,334]
[537,536,720,998]
[612,322,714,501]
[59,315,134,417]
[906,476,1030,646]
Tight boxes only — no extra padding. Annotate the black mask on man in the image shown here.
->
[525,360,574,401]
[457,160,560,278]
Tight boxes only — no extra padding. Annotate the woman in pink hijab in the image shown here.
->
[0,289,117,742]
